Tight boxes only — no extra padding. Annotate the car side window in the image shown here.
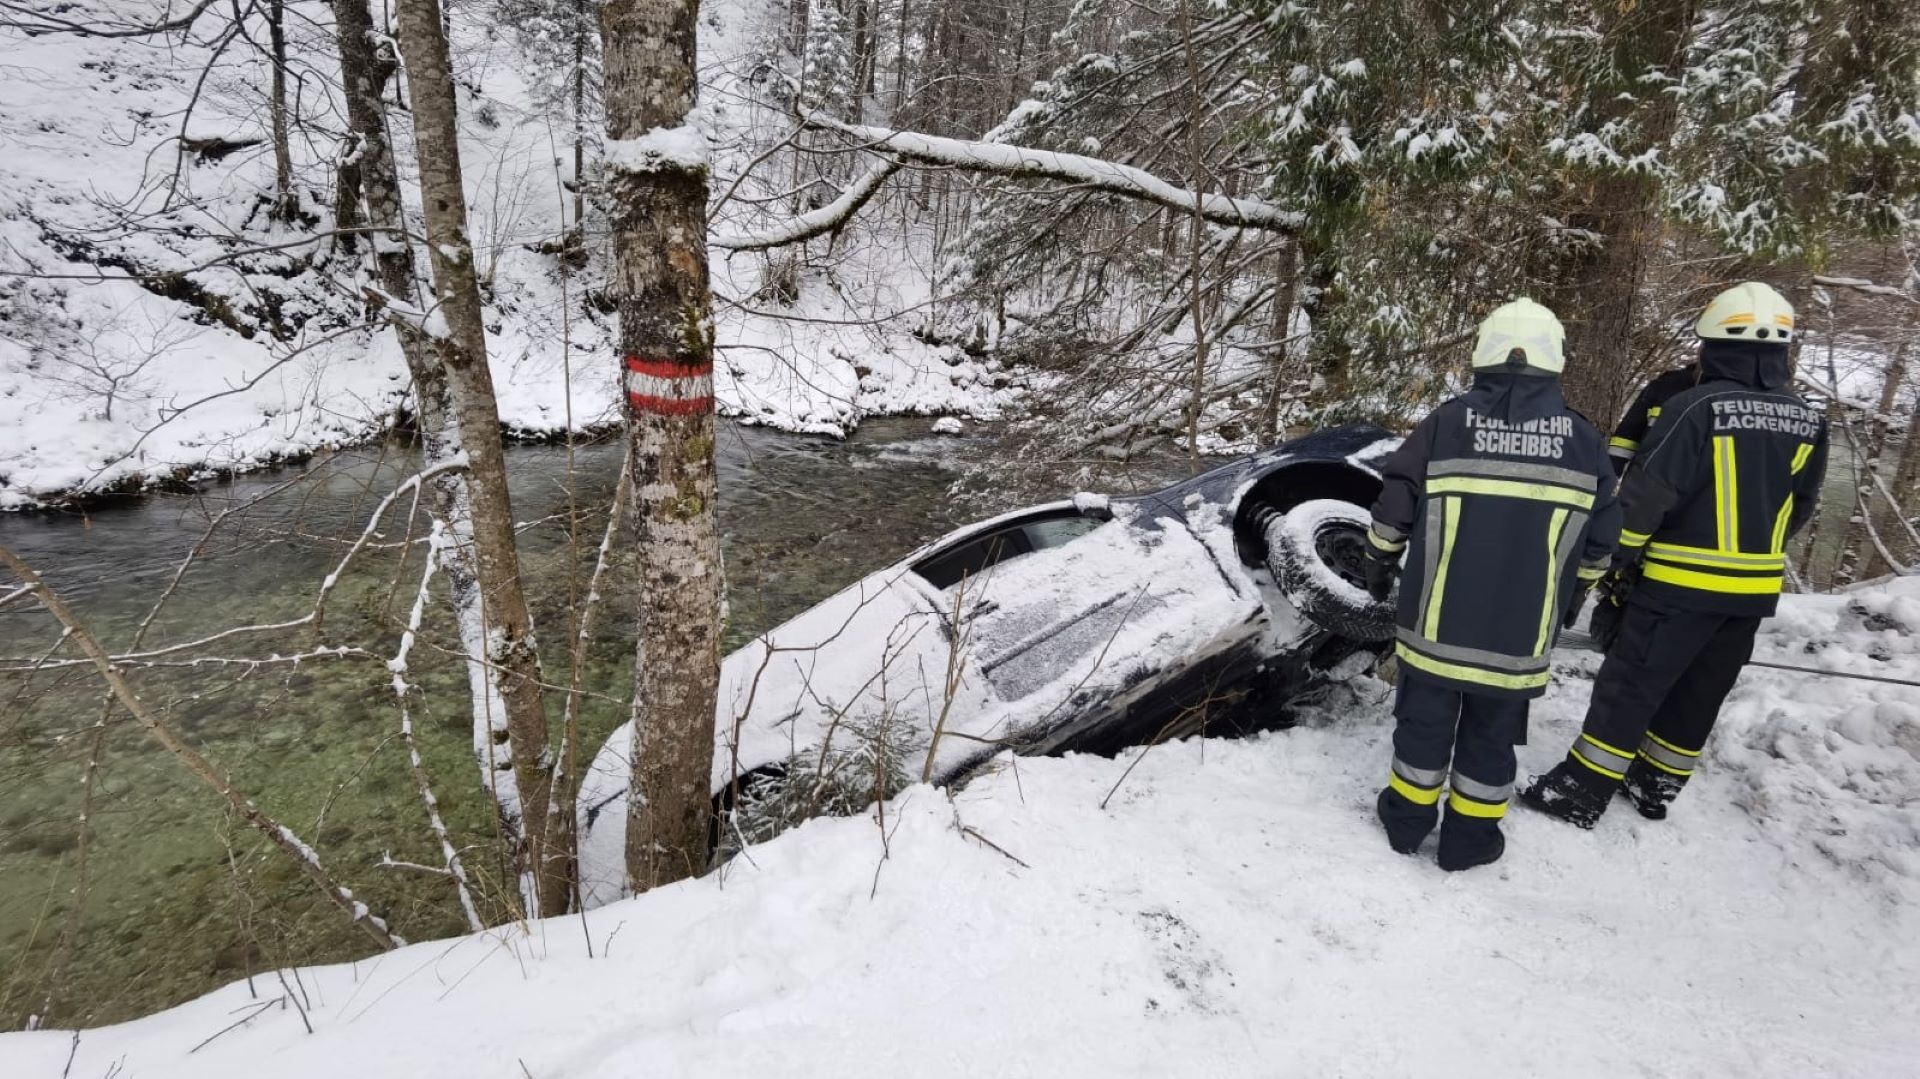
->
[1023,516,1102,551]
[912,511,1104,590]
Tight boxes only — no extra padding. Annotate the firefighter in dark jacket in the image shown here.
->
[1522,283,1830,828]
[1363,299,1621,871]
[1609,364,1700,475]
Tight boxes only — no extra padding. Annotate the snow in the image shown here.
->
[0,0,1022,508]
[820,120,1304,231]
[5,580,1918,1075]
[603,125,712,174]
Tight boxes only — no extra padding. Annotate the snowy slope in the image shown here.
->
[0,0,1017,508]
[4,581,1916,1076]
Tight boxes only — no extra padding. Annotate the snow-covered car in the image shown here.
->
[576,424,1399,898]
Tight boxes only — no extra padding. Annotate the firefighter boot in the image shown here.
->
[1376,788,1432,855]
[1437,825,1505,873]
[1518,764,1611,829]
[1620,759,1685,820]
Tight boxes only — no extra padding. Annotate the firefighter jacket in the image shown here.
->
[1609,365,1700,473]
[1615,339,1829,616]
[1368,372,1621,698]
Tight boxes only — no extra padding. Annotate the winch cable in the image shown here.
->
[1558,629,1920,689]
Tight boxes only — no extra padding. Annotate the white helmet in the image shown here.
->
[1697,281,1795,343]
[1471,298,1566,374]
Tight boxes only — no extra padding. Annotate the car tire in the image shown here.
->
[1265,499,1397,642]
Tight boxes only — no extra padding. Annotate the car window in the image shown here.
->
[1023,516,1102,551]
[912,510,1102,590]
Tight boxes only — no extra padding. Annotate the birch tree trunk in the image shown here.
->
[600,0,726,893]
[331,0,534,908]
[391,0,570,917]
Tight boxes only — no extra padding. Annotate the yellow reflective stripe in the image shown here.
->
[1425,476,1596,511]
[1424,497,1460,638]
[1394,643,1552,691]
[1619,528,1650,548]
[1368,528,1406,552]
[1534,507,1571,656]
[1772,496,1794,555]
[1569,751,1625,781]
[1447,790,1508,819]
[1712,435,1740,552]
[1609,436,1640,451]
[1646,406,1663,420]
[1646,542,1783,566]
[1642,561,1784,595]
[1637,752,1692,777]
[1577,564,1606,581]
[1790,442,1815,474]
[1583,733,1635,760]
[1643,730,1699,758]
[1389,772,1443,806]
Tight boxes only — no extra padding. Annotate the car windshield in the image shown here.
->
[912,510,1104,590]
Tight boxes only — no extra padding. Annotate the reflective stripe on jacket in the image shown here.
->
[1610,366,1699,472]
[1369,374,1620,698]
[1616,344,1829,616]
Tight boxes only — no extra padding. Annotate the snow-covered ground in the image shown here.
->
[0,0,1018,508]
[6,580,1915,1076]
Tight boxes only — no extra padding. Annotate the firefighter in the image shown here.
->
[1521,282,1830,828]
[1363,299,1620,871]
[1609,362,1701,475]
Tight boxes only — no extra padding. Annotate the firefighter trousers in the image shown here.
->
[1379,671,1527,863]
[1564,599,1759,798]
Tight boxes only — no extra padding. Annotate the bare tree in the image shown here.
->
[600,0,726,893]
[391,0,569,916]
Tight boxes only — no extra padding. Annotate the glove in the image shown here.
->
[1363,544,1400,603]
[1588,593,1623,652]
[1587,560,1642,654]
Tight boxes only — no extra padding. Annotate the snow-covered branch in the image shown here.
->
[1812,275,1919,305]
[806,118,1303,233]
[713,162,902,251]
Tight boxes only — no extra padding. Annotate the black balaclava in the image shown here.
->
[1699,338,1792,391]
[1462,357,1567,425]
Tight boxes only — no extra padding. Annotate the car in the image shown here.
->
[575,424,1401,902]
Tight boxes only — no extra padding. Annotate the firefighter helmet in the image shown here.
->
[1471,298,1566,374]
[1696,281,1795,343]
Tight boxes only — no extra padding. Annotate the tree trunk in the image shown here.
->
[1553,1,1699,423]
[392,0,569,917]
[601,0,726,894]
[572,0,589,232]
[267,0,297,220]
[1258,241,1301,445]
[331,0,535,908]
[1858,343,1911,577]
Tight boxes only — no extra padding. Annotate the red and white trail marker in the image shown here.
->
[624,355,714,417]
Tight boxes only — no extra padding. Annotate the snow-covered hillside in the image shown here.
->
[0,0,1016,508]
[6,580,1915,1076]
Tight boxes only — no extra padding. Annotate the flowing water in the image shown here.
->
[0,418,1123,1030]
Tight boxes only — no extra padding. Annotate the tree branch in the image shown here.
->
[803,117,1302,233]
[713,161,901,250]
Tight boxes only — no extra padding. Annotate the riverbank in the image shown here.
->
[0,0,1026,511]
[0,417,1033,1029]
[5,577,1917,1074]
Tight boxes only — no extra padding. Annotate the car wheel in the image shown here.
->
[1264,499,1397,642]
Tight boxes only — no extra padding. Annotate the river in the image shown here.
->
[0,417,1156,1029]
